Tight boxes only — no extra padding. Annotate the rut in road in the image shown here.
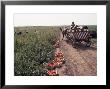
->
[56,33,97,76]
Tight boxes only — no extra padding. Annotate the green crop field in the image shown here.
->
[87,25,97,44]
[14,26,60,76]
[87,25,97,31]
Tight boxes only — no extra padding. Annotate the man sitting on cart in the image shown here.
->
[70,21,79,30]
[70,21,83,30]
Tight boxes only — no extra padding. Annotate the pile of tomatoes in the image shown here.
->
[47,70,59,76]
[46,40,65,76]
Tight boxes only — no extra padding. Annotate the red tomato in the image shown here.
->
[47,70,58,76]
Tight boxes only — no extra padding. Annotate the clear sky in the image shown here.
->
[14,13,97,26]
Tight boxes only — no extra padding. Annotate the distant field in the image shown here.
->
[14,26,60,76]
[84,25,97,44]
[61,25,97,31]
[86,25,97,31]
[87,25,97,44]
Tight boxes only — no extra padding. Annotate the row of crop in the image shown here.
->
[14,27,60,76]
[43,41,65,76]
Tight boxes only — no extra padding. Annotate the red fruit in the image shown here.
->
[47,70,58,76]
[55,52,64,58]
[47,62,55,67]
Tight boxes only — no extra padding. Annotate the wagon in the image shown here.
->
[66,28,92,47]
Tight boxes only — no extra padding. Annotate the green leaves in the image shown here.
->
[14,27,59,76]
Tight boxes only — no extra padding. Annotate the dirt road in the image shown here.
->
[56,33,97,76]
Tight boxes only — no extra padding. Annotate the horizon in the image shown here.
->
[14,24,97,28]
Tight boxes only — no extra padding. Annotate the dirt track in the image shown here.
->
[56,33,97,76]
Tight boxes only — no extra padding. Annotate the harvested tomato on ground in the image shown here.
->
[47,70,59,76]
[47,59,62,68]
[55,51,64,59]
[53,58,63,67]
[47,62,55,67]
[45,40,66,76]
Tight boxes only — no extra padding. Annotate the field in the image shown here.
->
[14,25,97,76]
[14,26,60,76]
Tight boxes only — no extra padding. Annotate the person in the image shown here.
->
[71,21,81,30]
[70,21,77,30]
[71,21,75,26]
[60,26,68,40]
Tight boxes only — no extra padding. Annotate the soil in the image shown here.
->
[56,33,97,76]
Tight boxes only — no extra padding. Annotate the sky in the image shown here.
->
[14,13,97,26]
